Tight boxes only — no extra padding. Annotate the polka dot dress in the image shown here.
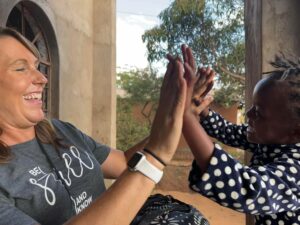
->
[188,110,300,225]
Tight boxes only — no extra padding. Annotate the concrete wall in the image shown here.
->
[262,0,300,71]
[48,0,94,133]
[92,0,116,147]
[46,0,116,146]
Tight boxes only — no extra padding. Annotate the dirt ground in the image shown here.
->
[153,189,245,225]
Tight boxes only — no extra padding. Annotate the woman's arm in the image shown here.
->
[101,136,149,179]
[65,58,186,225]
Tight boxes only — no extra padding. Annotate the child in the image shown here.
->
[182,51,300,225]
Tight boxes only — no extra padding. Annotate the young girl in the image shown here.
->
[182,50,300,225]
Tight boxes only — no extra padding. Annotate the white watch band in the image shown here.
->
[128,152,163,183]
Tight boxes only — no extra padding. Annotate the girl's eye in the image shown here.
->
[254,107,261,117]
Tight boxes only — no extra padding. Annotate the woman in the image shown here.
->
[0,27,187,225]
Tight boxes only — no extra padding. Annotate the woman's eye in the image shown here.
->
[15,68,26,72]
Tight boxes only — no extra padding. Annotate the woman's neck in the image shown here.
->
[0,126,35,146]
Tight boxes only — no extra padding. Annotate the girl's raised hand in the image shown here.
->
[191,67,215,116]
[180,45,214,117]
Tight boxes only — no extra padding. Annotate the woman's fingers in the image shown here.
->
[161,59,174,91]
[185,46,197,73]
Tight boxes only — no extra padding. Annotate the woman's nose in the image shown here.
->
[33,69,48,86]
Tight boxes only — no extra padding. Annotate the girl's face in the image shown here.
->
[246,78,298,144]
[0,36,48,130]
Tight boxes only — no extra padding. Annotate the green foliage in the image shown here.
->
[116,68,163,150]
[117,68,163,105]
[116,98,150,151]
[142,0,245,107]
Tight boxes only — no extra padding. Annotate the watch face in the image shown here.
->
[128,152,143,168]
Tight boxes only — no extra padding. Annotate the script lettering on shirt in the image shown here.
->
[28,145,95,206]
[28,166,60,206]
[58,146,95,186]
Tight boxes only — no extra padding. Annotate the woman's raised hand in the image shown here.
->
[145,56,187,164]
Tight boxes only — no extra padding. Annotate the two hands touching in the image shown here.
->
[66,44,215,225]
[146,44,215,165]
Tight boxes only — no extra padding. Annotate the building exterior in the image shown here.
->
[0,0,116,147]
[1,1,299,224]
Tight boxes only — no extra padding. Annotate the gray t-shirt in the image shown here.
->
[0,119,110,225]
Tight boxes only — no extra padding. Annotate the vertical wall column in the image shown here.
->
[92,0,116,147]
[245,0,262,224]
[262,0,300,71]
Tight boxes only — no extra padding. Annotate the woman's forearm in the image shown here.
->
[64,166,159,225]
[124,136,149,161]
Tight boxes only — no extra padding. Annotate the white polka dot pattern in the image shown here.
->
[189,110,300,224]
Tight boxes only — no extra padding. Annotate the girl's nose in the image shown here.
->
[246,107,252,118]
[246,106,255,120]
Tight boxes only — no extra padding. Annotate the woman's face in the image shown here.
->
[0,36,48,130]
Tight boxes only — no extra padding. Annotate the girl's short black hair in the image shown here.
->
[263,53,300,121]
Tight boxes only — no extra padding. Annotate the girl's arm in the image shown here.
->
[200,110,258,152]
[189,144,300,215]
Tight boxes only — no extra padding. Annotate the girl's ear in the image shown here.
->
[291,124,300,142]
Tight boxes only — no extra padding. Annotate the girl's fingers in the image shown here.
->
[193,96,214,115]
[200,81,214,98]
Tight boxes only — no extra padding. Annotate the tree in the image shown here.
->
[116,68,163,150]
[142,0,245,107]
[116,98,149,151]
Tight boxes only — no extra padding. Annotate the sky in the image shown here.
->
[116,0,172,72]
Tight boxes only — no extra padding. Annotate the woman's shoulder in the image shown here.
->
[50,118,83,139]
[50,118,76,129]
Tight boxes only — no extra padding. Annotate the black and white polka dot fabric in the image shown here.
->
[189,110,300,225]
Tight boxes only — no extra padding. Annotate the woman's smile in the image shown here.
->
[23,92,43,105]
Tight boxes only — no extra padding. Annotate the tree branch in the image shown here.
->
[216,65,245,82]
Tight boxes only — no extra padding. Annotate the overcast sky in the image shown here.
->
[116,0,172,72]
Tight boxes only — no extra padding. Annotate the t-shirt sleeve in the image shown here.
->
[80,131,111,164]
[51,119,111,164]
[0,193,39,225]
[189,143,300,215]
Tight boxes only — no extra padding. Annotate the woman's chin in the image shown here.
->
[28,112,46,124]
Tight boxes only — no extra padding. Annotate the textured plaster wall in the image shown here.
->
[45,0,116,146]
[47,0,94,134]
[92,0,116,147]
[262,0,300,72]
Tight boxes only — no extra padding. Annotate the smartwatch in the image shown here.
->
[127,151,163,184]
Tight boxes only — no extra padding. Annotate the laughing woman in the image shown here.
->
[0,27,187,225]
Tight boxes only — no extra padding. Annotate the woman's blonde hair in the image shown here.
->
[0,27,63,163]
